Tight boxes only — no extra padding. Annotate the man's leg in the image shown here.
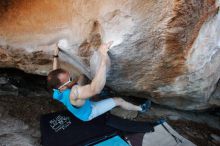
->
[113,97,142,111]
[89,97,150,120]
[88,97,149,121]
[88,98,116,120]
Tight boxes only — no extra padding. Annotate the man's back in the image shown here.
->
[53,88,92,121]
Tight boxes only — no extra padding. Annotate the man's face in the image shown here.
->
[58,72,69,84]
[58,72,72,89]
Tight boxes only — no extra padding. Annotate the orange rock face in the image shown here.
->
[0,0,219,110]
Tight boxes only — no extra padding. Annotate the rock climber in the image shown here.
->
[47,41,151,121]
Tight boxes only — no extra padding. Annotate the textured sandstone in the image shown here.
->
[0,0,220,110]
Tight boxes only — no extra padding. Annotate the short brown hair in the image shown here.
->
[47,68,67,90]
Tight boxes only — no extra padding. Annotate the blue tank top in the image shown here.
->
[53,88,92,121]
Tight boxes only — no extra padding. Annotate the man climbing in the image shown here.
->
[47,41,151,121]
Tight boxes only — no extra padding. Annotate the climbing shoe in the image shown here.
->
[140,100,151,113]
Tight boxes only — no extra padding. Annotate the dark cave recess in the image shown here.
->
[0,67,50,97]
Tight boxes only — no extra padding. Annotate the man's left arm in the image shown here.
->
[52,45,60,70]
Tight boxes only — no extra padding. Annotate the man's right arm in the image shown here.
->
[70,42,112,100]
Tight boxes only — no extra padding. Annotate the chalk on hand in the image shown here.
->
[58,39,70,50]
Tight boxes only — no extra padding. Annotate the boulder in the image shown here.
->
[0,0,220,110]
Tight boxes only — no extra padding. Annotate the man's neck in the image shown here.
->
[69,81,78,88]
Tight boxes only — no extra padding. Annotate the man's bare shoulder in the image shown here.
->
[70,85,79,99]
[70,85,85,107]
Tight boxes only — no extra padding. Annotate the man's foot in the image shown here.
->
[140,100,151,113]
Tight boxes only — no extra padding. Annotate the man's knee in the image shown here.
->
[112,97,124,106]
